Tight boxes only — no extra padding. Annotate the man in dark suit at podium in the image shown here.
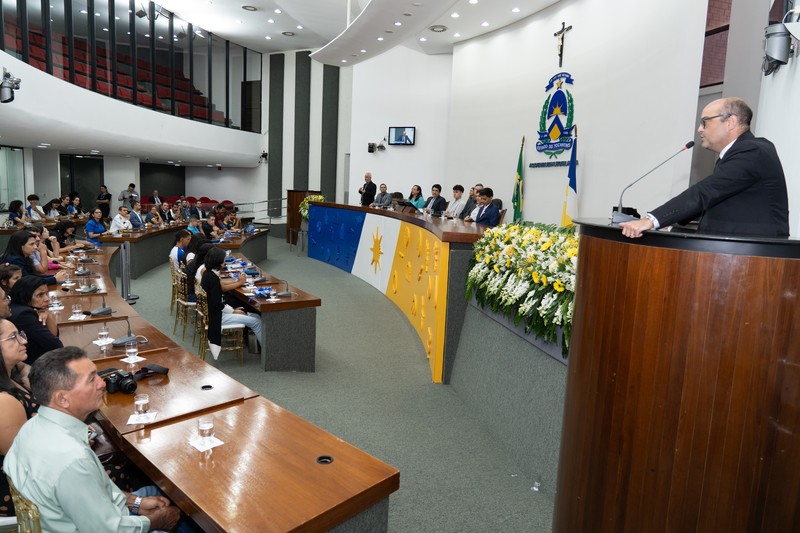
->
[423,184,448,214]
[465,187,500,227]
[620,97,789,239]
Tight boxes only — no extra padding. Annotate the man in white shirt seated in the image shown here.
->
[445,185,467,218]
[5,347,183,532]
[109,206,133,233]
[25,194,45,221]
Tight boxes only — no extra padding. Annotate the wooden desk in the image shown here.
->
[96,349,258,435]
[226,264,321,372]
[100,224,187,280]
[58,316,177,360]
[215,228,270,263]
[121,396,398,532]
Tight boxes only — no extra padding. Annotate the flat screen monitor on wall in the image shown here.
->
[388,127,415,146]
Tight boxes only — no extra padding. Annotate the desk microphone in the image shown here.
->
[611,141,695,225]
[276,280,292,298]
[89,295,112,316]
[112,318,138,347]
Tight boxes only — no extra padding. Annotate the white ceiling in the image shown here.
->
[0,0,560,165]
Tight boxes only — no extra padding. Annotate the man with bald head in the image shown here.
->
[358,172,377,206]
[620,97,789,238]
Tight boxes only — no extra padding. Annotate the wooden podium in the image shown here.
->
[287,189,321,244]
[554,220,800,533]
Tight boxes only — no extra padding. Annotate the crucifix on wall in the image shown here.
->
[554,21,572,68]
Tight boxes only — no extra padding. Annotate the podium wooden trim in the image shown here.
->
[554,220,800,533]
[287,189,321,244]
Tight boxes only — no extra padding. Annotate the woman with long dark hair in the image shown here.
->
[408,184,425,210]
[85,208,110,247]
[185,242,213,302]
[0,317,37,517]
[0,264,22,295]
[52,220,88,254]
[6,200,27,226]
[200,247,262,360]
[9,276,63,365]
[0,231,67,285]
[96,184,112,218]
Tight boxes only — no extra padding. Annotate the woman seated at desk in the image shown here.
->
[0,317,38,518]
[0,231,67,285]
[145,205,164,226]
[408,185,425,210]
[52,220,89,255]
[200,248,262,360]
[85,208,110,247]
[9,276,63,365]
[6,200,27,227]
[67,195,86,216]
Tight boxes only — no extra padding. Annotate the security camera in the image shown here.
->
[1,70,21,104]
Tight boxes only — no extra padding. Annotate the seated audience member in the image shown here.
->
[144,205,163,226]
[109,206,133,233]
[169,230,191,271]
[59,195,71,216]
[67,195,86,216]
[408,185,425,210]
[23,224,61,270]
[186,215,202,234]
[221,210,240,230]
[464,187,500,227]
[190,200,207,219]
[200,248,263,360]
[0,315,38,518]
[462,183,484,219]
[0,231,66,285]
[128,201,145,229]
[445,185,467,218]
[182,234,208,269]
[25,194,45,221]
[5,347,183,532]
[52,220,88,254]
[0,264,22,295]
[168,202,183,223]
[85,208,109,247]
[9,276,63,365]
[423,184,448,215]
[46,199,63,218]
[150,189,162,206]
[6,200,27,226]
[158,202,171,222]
[185,243,213,302]
[370,184,393,208]
[201,214,220,240]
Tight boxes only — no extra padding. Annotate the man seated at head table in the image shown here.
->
[129,201,145,229]
[144,205,163,226]
[445,185,467,218]
[423,184,448,215]
[369,184,393,208]
[4,347,186,532]
[109,206,133,233]
[464,187,500,227]
[201,214,220,240]
[461,183,483,219]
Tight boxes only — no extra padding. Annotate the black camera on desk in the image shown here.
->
[99,368,137,394]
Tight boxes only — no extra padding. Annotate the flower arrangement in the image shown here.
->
[466,222,578,357]
[299,195,325,220]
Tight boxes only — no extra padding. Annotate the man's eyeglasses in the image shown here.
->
[0,331,27,344]
[699,113,731,128]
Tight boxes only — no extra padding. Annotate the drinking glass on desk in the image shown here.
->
[71,304,81,318]
[134,393,150,414]
[198,415,215,440]
[125,340,138,359]
[97,325,109,343]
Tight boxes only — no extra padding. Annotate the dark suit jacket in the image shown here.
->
[474,202,500,227]
[10,304,63,365]
[460,198,477,219]
[360,181,377,206]
[129,210,144,228]
[190,207,207,219]
[423,196,448,214]
[651,131,789,237]
[150,196,162,205]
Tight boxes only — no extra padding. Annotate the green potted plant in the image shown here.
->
[299,194,325,230]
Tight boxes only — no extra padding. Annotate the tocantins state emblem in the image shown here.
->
[536,72,575,158]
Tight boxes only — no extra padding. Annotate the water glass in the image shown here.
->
[134,393,150,414]
[197,415,215,439]
[71,304,81,318]
[125,340,138,359]
[97,325,109,342]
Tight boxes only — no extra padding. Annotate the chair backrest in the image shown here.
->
[195,286,208,321]
[174,269,189,300]
[498,209,508,225]
[6,476,42,533]
[491,198,503,209]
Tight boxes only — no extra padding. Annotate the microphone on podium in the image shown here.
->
[112,318,138,347]
[611,141,696,225]
[89,295,112,316]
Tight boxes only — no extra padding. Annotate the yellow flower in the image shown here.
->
[505,245,515,256]
[566,247,578,258]
[485,256,491,264]
[541,274,548,286]
[540,241,552,251]
[553,280,565,292]
[493,264,500,273]
[532,271,540,284]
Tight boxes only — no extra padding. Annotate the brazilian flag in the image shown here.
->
[512,137,525,222]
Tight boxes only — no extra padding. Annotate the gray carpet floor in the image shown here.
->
[131,236,554,532]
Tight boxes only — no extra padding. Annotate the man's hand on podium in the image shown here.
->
[619,218,654,239]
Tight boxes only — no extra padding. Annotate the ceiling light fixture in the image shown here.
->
[481,21,489,27]
[274,9,281,14]
[377,37,384,41]
[360,49,366,53]
[265,35,271,39]
[282,31,295,36]
[469,0,478,3]
[297,25,303,29]
[394,21,402,26]
[268,18,274,23]
[512,7,520,13]
[451,12,460,18]
[454,32,461,37]
[419,37,427,41]
[429,25,447,32]
[241,5,257,12]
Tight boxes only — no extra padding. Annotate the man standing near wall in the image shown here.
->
[118,183,139,211]
[358,172,377,206]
